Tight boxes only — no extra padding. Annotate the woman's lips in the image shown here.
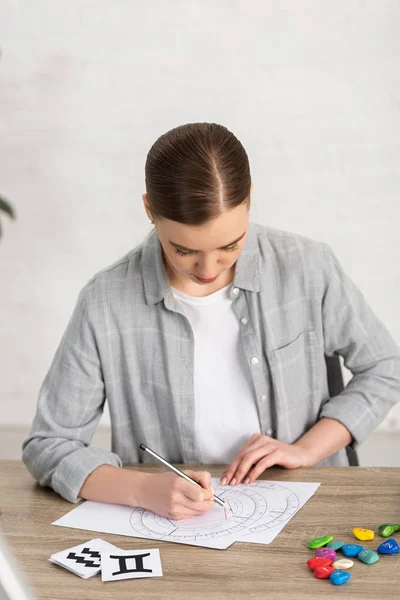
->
[194,274,219,284]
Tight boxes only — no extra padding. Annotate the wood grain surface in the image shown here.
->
[1,462,400,600]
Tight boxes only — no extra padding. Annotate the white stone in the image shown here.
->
[332,559,354,570]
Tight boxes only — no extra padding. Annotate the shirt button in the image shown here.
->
[232,287,240,296]
[266,428,274,437]
[240,317,248,325]
[250,357,259,365]
[260,394,267,402]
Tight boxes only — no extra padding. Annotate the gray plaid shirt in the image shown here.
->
[22,223,400,503]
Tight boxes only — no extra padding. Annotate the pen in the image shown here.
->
[139,444,229,510]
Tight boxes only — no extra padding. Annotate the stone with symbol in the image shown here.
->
[307,557,333,570]
[378,523,400,538]
[341,544,364,557]
[315,547,336,560]
[307,535,333,549]
[353,527,374,541]
[330,570,351,585]
[327,540,344,551]
[377,538,400,554]
[332,558,353,570]
[314,565,335,579]
[358,548,379,565]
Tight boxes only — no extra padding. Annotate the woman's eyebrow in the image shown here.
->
[169,231,246,252]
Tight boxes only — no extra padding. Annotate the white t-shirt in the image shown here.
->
[171,284,261,463]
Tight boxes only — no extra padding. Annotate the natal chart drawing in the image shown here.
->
[53,480,319,550]
[129,482,300,545]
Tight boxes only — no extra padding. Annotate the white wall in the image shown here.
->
[0,2,399,435]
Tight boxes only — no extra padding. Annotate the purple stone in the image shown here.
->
[315,547,337,560]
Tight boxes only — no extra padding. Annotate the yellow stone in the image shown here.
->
[353,528,374,541]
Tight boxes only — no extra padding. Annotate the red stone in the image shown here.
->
[307,557,333,571]
[314,566,336,579]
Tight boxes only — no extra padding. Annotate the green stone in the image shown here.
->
[378,523,400,538]
[358,548,379,565]
[307,535,333,549]
[327,540,345,551]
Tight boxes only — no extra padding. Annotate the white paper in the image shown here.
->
[49,538,120,578]
[228,480,321,544]
[53,479,320,550]
[101,548,163,582]
[53,500,236,549]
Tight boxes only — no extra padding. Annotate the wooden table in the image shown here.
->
[1,462,400,599]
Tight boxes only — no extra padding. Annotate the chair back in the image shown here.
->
[325,355,359,466]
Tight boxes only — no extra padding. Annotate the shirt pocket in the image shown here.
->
[267,330,321,415]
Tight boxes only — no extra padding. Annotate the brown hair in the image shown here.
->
[145,123,251,225]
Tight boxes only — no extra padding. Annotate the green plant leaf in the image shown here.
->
[0,196,16,219]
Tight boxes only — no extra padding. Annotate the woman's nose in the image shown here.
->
[196,253,219,276]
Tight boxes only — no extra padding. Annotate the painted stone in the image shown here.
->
[330,570,351,585]
[377,538,400,555]
[307,535,333,549]
[332,559,354,570]
[315,547,336,561]
[341,544,364,557]
[327,540,345,551]
[378,523,400,538]
[307,557,333,570]
[314,565,335,579]
[353,527,374,541]
[358,548,379,565]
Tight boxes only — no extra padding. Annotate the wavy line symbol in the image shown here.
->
[66,548,101,568]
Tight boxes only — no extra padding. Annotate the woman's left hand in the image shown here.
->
[220,433,314,486]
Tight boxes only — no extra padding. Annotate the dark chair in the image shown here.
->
[325,355,359,466]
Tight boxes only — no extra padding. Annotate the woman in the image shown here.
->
[23,123,400,521]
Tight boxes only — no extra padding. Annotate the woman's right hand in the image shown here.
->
[136,470,215,520]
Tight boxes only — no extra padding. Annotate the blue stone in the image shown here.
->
[342,544,364,557]
[330,570,351,586]
[327,540,345,551]
[377,538,400,555]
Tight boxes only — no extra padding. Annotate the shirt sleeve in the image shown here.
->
[22,285,122,503]
[318,244,400,447]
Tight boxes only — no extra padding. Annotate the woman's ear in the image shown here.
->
[142,194,154,223]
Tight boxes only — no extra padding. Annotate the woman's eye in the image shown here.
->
[175,249,196,257]
[224,243,239,252]
[175,243,239,257]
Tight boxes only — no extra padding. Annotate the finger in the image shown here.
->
[183,470,213,499]
[188,470,213,493]
[220,436,271,485]
[170,501,214,520]
[179,480,207,502]
[238,433,263,451]
[180,498,215,514]
[246,451,281,483]
[178,477,213,502]
[232,445,277,484]
[237,435,274,457]
[221,446,260,485]
[220,457,241,486]
[168,511,198,521]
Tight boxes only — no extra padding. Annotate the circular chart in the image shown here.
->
[129,482,299,543]
[240,481,300,534]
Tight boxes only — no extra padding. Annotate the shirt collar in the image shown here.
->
[233,222,261,293]
[141,222,261,306]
